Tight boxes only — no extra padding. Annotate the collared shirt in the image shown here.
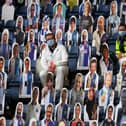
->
[41,118,55,126]
[26,102,41,121]
[92,30,106,55]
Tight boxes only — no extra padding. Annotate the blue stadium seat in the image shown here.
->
[114,91,119,106]
[43,4,53,18]
[91,46,96,58]
[6,87,19,100]
[88,32,93,45]
[98,75,104,90]
[5,20,16,32]
[55,90,61,105]
[68,46,79,72]
[9,31,15,45]
[68,105,74,121]
[31,60,36,73]
[0,20,4,32]
[15,6,27,19]
[85,121,89,126]
[39,105,45,120]
[99,106,105,122]
[7,75,21,88]
[6,120,10,126]
[69,5,79,18]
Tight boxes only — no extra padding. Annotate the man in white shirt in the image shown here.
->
[92,16,106,56]
[26,87,41,121]
[38,33,68,90]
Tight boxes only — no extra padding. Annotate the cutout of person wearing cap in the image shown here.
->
[14,16,25,46]
[106,1,120,35]
[41,72,55,106]
[52,3,65,33]
[10,102,25,126]
[84,88,98,121]
[26,87,41,121]
[38,33,68,90]
[100,43,113,76]
[84,57,99,90]
[79,1,94,33]
[101,104,115,126]
[69,73,85,105]
[70,103,84,126]
[0,116,6,126]
[55,88,69,122]
[116,57,126,95]
[39,15,51,46]
[77,29,91,69]
[24,29,37,61]
[8,42,22,80]
[0,29,10,60]
[99,71,114,111]
[65,16,79,47]
[40,103,55,126]
[19,57,33,98]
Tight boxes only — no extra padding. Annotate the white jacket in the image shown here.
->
[40,44,68,71]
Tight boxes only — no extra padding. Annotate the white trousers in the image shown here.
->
[39,66,68,90]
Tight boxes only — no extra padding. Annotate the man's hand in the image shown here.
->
[48,61,56,73]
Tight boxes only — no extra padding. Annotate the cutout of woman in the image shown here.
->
[24,29,37,61]
[0,29,10,60]
[70,103,84,126]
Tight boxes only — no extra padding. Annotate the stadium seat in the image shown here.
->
[98,75,104,90]
[68,5,79,18]
[0,20,4,32]
[5,20,16,32]
[91,46,96,58]
[15,6,27,19]
[114,91,120,106]
[99,106,106,122]
[43,4,53,18]
[39,105,45,120]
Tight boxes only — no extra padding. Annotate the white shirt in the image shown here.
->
[26,102,41,121]
[40,44,68,72]
[41,90,50,107]
[92,30,105,55]
[1,4,15,23]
